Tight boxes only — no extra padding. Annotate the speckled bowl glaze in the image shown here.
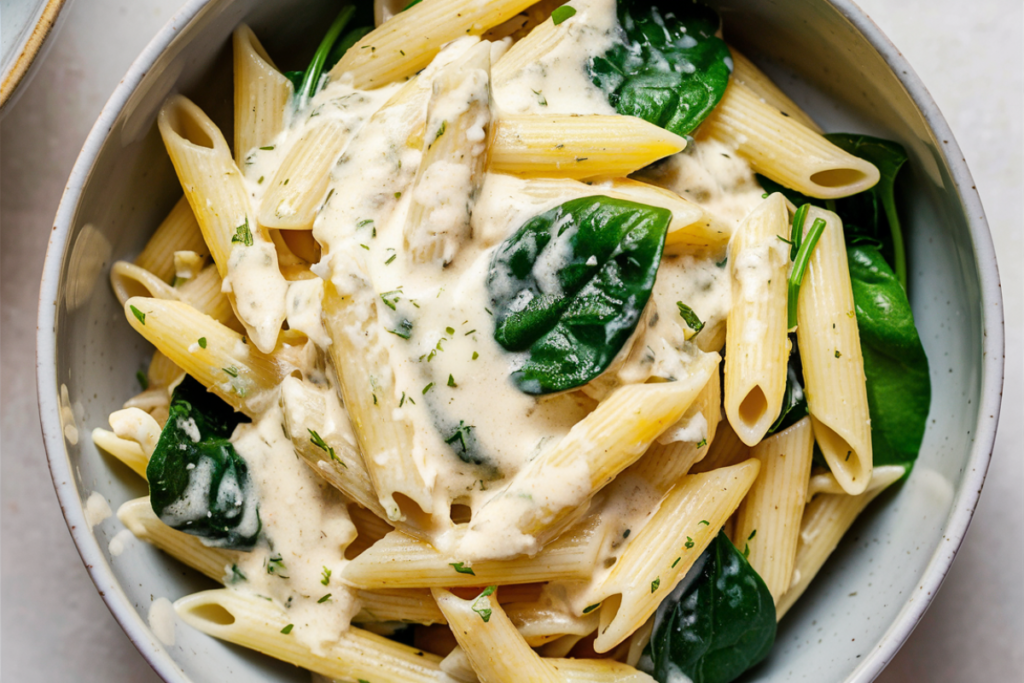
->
[37,1,1004,681]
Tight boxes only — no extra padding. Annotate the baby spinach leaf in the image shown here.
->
[488,196,671,394]
[287,6,355,104]
[848,244,930,473]
[644,531,775,683]
[767,335,807,436]
[147,376,260,551]
[825,134,909,288]
[589,0,732,136]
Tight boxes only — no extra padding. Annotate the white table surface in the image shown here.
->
[1,0,1020,680]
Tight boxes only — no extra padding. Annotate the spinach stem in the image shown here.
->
[881,183,907,289]
[787,216,827,329]
[298,6,355,104]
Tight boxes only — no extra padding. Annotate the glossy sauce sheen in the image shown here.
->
[209,0,760,648]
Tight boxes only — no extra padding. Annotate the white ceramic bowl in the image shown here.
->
[1,0,74,115]
[37,1,1004,681]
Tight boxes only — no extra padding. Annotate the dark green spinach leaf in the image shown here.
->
[147,376,260,550]
[848,244,930,473]
[643,531,775,683]
[767,336,807,436]
[286,6,356,103]
[825,134,909,288]
[488,196,671,394]
[588,0,732,137]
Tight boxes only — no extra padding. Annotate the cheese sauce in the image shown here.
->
[152,0,764,650]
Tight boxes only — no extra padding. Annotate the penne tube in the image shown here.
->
[176,589,453,683]
[175,264,241,329]
[118,498,239,581]
[439,647,479,683]
[728,49,822,134]
[258,119,351,230]
[733,417,815,603]
[328,0,536,88]
[433,589,656,683]
[490,115,686,180]
[134,196,208,283]
[355,584,544,626]
[795,207,872,494]
[233,25,293,166]
[342,519,606,589]
[147,350,184,388]
[403,41,493,264]
[465,353,718,560]
[724,193,791,445]
[123,297,287,416]
[92,429,149,479]
[590,460,761,652]
[158,94,288,353]
[776,466,905,619]
[806,470,847,501]
[110,261,181,305]
[347,503,395,558]
[322,280,440,532]
[279,376,387,519]
[510,176,731,253]
[700,80,879,199]
[491,10,562,84]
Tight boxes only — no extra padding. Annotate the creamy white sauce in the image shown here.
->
[84,491,112,530]
[108,528,135,557]
[148,597,177,646]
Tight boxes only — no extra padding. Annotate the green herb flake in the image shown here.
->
[447,374,457,388]
[623,529,631,539]
[318,593,332,603]
[835,349,842,358]
[222,366,239,378]
[696,438,708,448]
[685,536,695,550]
[259,145,275,151]
[671,557,681,568]
[551,5,577,24]
[231,217,254,247]
[257,176,264,184]
[380,289,402,310]
[471,351,479,360]
[788,212,828,328]
[532,89,548,106]
[281,624,294,634]
[450,562,475,576]
[388,319,414,340]
[229,564,247,583]
[321,566,332,585]
[130,305,146,326]
[308,429,340,464]
[394,192,402,199]
[357,218,374,228]
[471,585,497,622]
[267,554,288,578]
[198,337,207,349]
[136,370,149,390]
[651,577,661,593]
[699,520,710,526]
[444,420,474,454]
[583,603,600,614]
[676,302,705,335]
[446,326,455,335]
[748,529,757,540]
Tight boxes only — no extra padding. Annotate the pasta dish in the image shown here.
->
[92,0,932,681]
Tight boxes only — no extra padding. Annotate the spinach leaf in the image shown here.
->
[644,531,775,683]
[767,336,807,436]
[848,244,930,473]
[488,196,671,395]
[589,0,732,137]
[287,6,356,103]
[825,134,909,288]
[147,376,260,551]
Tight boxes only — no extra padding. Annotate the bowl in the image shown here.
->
[1,0,74,115]
[36,0,1004,681]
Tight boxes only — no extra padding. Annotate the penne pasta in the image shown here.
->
[728,49,822,133]
[795,207,873,494]
[700,80,880,199]
[733,417,815,603]
[232,24,293,166]
[158,94,288,353]
[134,196,208,283]
[724,193,792,445]
[490,115,687,180]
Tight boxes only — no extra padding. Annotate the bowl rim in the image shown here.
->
[35,1,1005,682]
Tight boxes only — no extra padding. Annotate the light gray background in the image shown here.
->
[1,0,1020,680]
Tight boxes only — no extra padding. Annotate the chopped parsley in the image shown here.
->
[698,520,710,526]
[259,145,275,150]
[835,349,842,358]
[676,302,705,335]
[308,429,340,464]
[582,603,600,614]
[447,374,457,388]
[450,562,475,575]
[671,557,681,568]
[197,337,207,349]
[445,326,455,335]
[229,564,247,583]
[551,5,577,24]
[444,421,474,454]
[532,89,548,106]
[422,382,434,395]
[685,536,695,549]
[267,554,288,578]
[380,289,402,310]
[471,585,497,622]
[280,624,294,634]
[387,319,414,339]
[748,529,757,540]
[231,217,253,246]
[471,351,479,360]
[130,305,146,326]
[222,366,239,378]
[651,577,661,593]
[318,593,332,603]
[696,438,708,449]
[321,566,332,585]
[623,529,631,538]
